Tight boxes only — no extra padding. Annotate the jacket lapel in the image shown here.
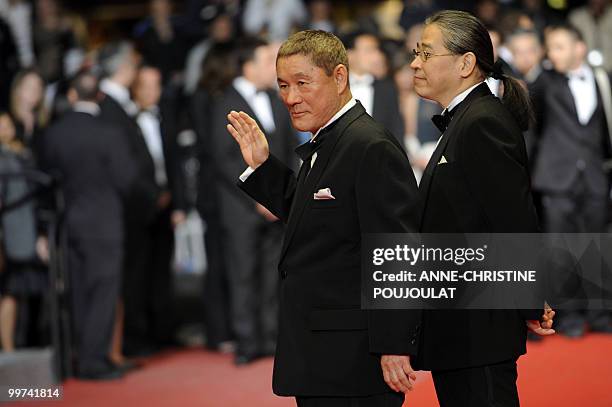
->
[279,102,367,262]
[418,83,492,230]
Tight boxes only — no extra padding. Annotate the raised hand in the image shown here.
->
[226,110,270,170]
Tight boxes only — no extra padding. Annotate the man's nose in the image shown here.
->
[285,87,303,105]
[410,57,421,70]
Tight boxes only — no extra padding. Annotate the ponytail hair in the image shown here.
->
[426,10,534,131]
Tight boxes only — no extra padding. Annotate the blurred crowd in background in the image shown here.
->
[0,0,611,380]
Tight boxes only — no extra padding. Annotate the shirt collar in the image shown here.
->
[311,97,357,141]
[567,63,592,81]
[444,81,484,114]
[233,76,260,100]
[73,101,100,116]
[100,79,131,106]
[350,73,375,87]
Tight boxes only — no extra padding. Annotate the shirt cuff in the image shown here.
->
[239,166,256,182]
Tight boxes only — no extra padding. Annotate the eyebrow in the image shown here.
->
[420,42,433,50]
[277,72,312,82]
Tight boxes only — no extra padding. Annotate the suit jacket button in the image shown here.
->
[410,339,416,345]
[281,270,288,279]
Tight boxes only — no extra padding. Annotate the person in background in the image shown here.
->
[0,16,19,111]
[304,0,335,33]
[508,29,544,84]
[242,0,307,42]
[9,68,46,157]
[40,71,136,379]
[569,0,612,71]
[0,111,46,353]
[183,6,234,95]
[133,0,189,86]
[97,41,160,358]
[189,42,237,353]
[392,50,441,181]
[0,0,34,68]
[32,0,77,85]
[345,31,405,143]
[211,38,296,365]
[530,24,612,338]
[132,65,185,350]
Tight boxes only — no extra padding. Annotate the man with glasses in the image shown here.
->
[410,10,554,407]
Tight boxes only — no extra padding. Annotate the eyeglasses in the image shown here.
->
[412,43,455,62]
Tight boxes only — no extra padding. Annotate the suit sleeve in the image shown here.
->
[459,114,539,232]
[354,136,422,356]
[460,116,541,321]
[238,154,297,223]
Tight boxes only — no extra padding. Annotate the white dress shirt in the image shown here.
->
[431,82,485,151]
[349,73,375,116]
[239,98,357,182]
[567,64,597,125]
[137,107,168,187]
[73,101,100,116]
[233,76,276,133]
[100,79,138,117]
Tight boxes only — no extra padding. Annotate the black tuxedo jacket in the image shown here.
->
[99,94,159,226]
[529,69,611,196]
[212,86,297,226]
[239,102,421,397]
[417,83,541,371]
[372,79,405,144]
[40,111,136,240]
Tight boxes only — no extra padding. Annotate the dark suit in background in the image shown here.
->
[529,68,612,335]
[41,108,136,375]
[211,84,297,359]
[134,93,184,347]
[349,74,405,143]
[99,93,160,354]
[190,88,233,349]
[239,101,420,401]
[417,83,541,406]
[372,78,405,144]
[530,69,611,233]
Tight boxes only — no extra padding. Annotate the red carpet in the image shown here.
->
[8,334,612,407]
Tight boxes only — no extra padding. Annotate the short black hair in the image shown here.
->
[342,31,379,51]
[69,70,99,102]
[235,37,268,72]
[547,23,584,43]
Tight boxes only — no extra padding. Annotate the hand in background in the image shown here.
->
[36,236,49,264]
[171,210,187,227]
[227,111,270,170]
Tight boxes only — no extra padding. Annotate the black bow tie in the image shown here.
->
[295,138,322,162]
[431,109,455,133]
[295,127,332,162]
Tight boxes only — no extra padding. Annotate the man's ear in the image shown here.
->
[459,52,477,78]
[334,64,349,94]
[67,88,78,105]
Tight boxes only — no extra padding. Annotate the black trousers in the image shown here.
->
[123,208,175,351]
[69,238,122,372]
[200,204,233,348]
[296,392,404,407]
[224,218,282,355]
[432,359,519,407]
